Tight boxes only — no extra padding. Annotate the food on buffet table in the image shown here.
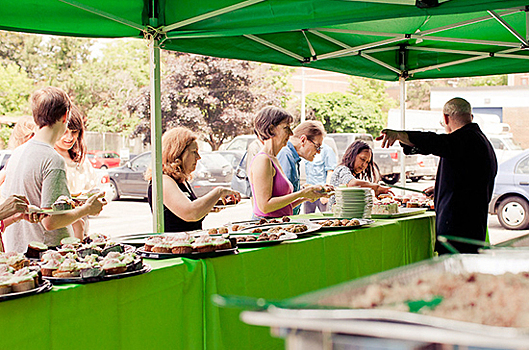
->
[26,241,48,259]
[320,271,529,328]
[141,233,232,255]
[231,224,242,231]
[371,197,399,215]
[251,228,263,234]
[0,252,30,271]
[40,246,143,280]
[51,195,76,211]
[235,231,297,243]
[0,265,41,294]
[320,219,361,227]
[60,236,81,247]
[216,195,240,206]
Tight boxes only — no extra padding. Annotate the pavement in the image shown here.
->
[89,179,529,245]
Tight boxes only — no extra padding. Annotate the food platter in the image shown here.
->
[370,207,427,219]
[137,247,238,260]
[0,280,52,302]
[239,222,322,237]
[231,233,298,248]
[43,264,152,284]
[309,218,375,230]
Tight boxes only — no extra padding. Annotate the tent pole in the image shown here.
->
[399,76,406,190]
[301,67,306,123]
[149,38,164,233]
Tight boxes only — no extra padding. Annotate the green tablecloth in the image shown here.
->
[0,213,434,350]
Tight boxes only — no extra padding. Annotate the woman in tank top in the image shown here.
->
[146,127,241,232]
[249,106,329,218]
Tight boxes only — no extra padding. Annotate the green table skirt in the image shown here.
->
[0,213,435,350]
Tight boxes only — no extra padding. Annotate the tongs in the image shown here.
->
[212,294,443,314]
[386,184,428,195]
[437,235,491,255]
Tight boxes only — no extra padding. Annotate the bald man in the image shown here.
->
[377,98,497,254]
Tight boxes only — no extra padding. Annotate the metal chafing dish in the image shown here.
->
[240,255,529,349]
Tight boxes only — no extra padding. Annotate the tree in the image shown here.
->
[305,92,385,135]
[0,63,33,115]
[128,53,291,149]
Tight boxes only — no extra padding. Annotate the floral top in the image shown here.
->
[328,165,356,207]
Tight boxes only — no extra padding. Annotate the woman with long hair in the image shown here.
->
[146,127,240,232]
[329,140,392,206]
[54,105,99,238]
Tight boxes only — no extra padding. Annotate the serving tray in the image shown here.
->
[0,280,52,302]
[370,207,427,219]
[138,247,238,260]
[309,218,375,230]
[43,264,151,284]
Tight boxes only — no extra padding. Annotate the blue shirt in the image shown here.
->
[277,141,301,214]
[304,143,337,186]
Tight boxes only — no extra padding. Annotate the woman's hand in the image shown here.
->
[218,187,242,205]
[375,184,394,197]
[0,195,29,221]
[423,186,435,198]
[300,185,328,201]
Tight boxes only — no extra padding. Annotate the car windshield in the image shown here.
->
[200,153,230,168]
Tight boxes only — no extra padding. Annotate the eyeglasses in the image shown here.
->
[439,118,446,127]
[308,138,322,152]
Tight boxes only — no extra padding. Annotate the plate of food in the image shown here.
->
[213,195,242,209]
[137,232,238,259]
[232,231,298,247]
[0,261,53,301]
[309,218,375,230]
[239,222,322,237]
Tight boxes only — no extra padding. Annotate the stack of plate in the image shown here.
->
[332,187,373,218]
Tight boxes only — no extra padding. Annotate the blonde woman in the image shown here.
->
[146,127,240,232]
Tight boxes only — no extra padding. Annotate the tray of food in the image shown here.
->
[23,234,148,284]
[137,232,238,259]
[370,207,427,219]
[226,216,293,233]
[213,195,242,209]
[309,218,375,230]
[0,254,53,301]
[232,231,298,247]
[280,254,529,338]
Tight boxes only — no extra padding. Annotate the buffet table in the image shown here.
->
[1,212,434,350]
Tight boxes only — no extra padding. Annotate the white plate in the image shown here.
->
[27,208,75,215]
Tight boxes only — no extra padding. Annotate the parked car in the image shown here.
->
[0,150,12,170]
[87,150,121,169]
[108,151,233,200]
[215,150,245,170]
[222,135,257,151]
[489,149,529,230]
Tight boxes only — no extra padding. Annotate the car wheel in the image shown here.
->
[497,196,529,230]
[382,173,400,185]
[109,180,120,201]
[410,176,422,182]
[100,165,108,169]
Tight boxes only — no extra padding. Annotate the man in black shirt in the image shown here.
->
[377,98,497,254]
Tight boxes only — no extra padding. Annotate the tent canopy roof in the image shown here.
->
[2,0,529,80]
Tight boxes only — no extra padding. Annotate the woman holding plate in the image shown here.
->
[146,127,240,232]
[249,106,328,219]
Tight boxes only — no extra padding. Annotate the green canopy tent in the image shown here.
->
[2,0,529,231]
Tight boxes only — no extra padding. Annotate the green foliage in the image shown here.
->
[0,125,12,149]
[128,53,291,149]
[0,64,33,115]
[306,92,385,135]
[348,76,397,113]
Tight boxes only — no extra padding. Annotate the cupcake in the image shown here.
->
[102,259,127,275]
[77,243,102,258]
[212,237,231,251]
[192,235,215,253]
[57,244,76,256]
[144,236,163,252]
[26,241,48,259]
[101,243,124,256]
[60,237,81,248]
[152,242,173,254]
[0,276,12,295]
[41,250,63,263]
[171,242,193,255]
[40,259,61,277]
[53,259,80,278]
[52,195,75,211]
[10,275,35,293]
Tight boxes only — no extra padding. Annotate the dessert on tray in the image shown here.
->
[372,197,399,215]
